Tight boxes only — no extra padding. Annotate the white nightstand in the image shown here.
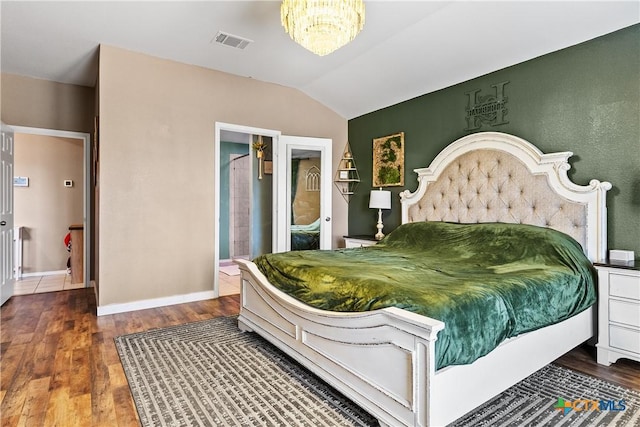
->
[594,260,640,366]
[343,235,378,248]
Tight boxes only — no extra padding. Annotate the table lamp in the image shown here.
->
[369,188,391,240]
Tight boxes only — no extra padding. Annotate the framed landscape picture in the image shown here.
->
[372,132,404,187]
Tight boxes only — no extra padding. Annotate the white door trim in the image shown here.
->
[9,126,91,288]
[214,122,281,298]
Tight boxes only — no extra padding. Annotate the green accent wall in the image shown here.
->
[348,24,640,256]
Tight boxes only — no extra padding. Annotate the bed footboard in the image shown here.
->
[235,259,445,427]
[234,259,594,426]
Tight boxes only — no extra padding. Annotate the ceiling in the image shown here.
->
[2,1,638,119]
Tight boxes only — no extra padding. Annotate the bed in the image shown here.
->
[235,132,611,427]
[290,217,321,250]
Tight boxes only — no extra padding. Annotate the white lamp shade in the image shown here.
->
[369,189,391,209]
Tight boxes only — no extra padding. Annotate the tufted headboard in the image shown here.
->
[400,132,611,262]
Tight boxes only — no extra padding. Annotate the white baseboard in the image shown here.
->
[22,270,68,278]
[96,290,216,317]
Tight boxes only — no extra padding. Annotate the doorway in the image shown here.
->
[9,126,91,293]
[214,123,333,298]
[214,123,280,298]
[218,135,251,296]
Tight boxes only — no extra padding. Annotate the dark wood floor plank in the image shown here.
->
[32,333,61,379]
[18,377,50,427]
[70,393,92,427]
[112,384,139,426]
[0,343,27,392]
[0,340,39,423]
[1,286,638,427]
[70,348,91,397]
[90,339,117,426]
[43,386,71,427]
[554,344,640,390]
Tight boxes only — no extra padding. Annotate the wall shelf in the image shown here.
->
[334,142,360,202]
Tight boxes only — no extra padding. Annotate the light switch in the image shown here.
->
[64,180,73,187]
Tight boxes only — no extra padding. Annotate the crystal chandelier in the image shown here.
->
[281,0,366,56]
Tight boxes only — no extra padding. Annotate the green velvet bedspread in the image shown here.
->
[253,222,596,370]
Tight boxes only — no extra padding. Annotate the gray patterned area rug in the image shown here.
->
[115,317,640,427]
[450,364,640,427]
[115,316,377,426]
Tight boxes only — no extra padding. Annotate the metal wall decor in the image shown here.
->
[372,132,404,187]
[465,81,510,131]
[253,135,267,180]
[334,142,360,202]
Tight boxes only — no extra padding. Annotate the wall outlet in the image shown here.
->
[64,180,73,187]
[609,249,635,262]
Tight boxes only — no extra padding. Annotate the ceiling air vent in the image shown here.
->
[213,31,253,50]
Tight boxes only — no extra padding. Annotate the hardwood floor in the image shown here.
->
[1,289,639,426]
[1,289,239,426]
[555,343,640,391]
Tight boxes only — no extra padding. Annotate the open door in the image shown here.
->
[1,123,15,306]
[275,136,332,253]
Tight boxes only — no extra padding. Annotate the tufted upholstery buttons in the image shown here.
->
[407,150,588,248]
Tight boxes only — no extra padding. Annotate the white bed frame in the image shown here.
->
[235,132,611,427]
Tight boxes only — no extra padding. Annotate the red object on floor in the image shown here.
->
[64,232,71,251]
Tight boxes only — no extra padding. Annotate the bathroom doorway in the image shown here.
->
[218,140,250,295]
[214,123,280,298]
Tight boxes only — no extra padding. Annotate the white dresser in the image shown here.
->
[595,261,640,366]
[343,235,378,248]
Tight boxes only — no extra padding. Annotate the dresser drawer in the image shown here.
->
[609,300,640,328]
[609,273,640,301]
[344,237,377,248]
[609,325,640,354]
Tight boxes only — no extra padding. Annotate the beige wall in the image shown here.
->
[14,133,84,274]
[98,45,348,307]
[1,73,95,133]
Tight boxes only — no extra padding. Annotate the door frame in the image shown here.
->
[9,126,91,288]
[214,122,281,298]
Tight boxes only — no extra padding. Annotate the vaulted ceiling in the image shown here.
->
[2,1,638,119]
